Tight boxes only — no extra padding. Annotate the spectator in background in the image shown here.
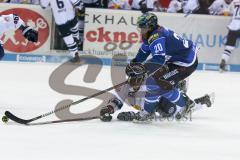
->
[158,0,171,8]
[182,0,214,14]
[131,0,156,12]
[108,0,131,9]
[183,0,200,13]
[101,0,109,7]
[208,0,232,15]
[153,0,166,12]
[194,0,213,14]
[3,0,39,4]
[131,0,142,10]
[167,0,183,13]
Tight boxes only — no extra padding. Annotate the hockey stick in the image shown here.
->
[5,81,128,125]
[28,116,100,126]
[5,65,172,125]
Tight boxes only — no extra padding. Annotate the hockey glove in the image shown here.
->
[125,62,146,91]
[100,105,114,122]
[21,26,38,42]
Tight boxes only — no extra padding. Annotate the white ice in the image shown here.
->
[0,62,240,160]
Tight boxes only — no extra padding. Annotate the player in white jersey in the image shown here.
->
[0,14,38,60]
[219,0,240,71]
[40,0,82,62]
[208,0,232,15]
[77,0,101,51]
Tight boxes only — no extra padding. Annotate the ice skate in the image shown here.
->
[219,59,227,72]
[70,52,80,63]
[194,92,215,108]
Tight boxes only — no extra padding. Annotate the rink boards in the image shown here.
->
[0,5,239,72]
[2,53,240,72]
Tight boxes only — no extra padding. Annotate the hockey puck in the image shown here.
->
[2,115,9,123]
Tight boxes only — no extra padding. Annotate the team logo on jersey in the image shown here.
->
[0,8,49,53]
[148,33,159,44]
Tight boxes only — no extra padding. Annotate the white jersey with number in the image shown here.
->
[0,14,25,39]
[228,0,240,30]
[40,0,80,25]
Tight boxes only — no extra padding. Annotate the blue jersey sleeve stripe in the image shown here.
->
[153,53,165,56]
[150,57,166,65]
[140,47,147,53]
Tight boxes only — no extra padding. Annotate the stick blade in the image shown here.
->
[5,111,30,125]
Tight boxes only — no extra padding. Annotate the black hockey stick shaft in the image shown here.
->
[5,81,128,125]
[28,116,100,126]
[5,65,171,125]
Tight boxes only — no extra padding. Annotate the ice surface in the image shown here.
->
[0,62,240,160]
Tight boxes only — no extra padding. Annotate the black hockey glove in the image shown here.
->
[21,26,38,42]
[125,62,146,91]
[100,105,114,122]
[117,111,136,121]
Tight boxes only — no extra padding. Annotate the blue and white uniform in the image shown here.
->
[134,26,198,114]
[135,27,197,67]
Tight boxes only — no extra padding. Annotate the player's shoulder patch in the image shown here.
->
[147,33,159,45]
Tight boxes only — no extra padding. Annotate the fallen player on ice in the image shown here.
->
[99,12,215,123]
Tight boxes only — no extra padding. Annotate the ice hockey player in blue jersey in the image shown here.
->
[99,12,214,122]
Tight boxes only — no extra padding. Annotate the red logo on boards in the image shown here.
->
[0,8,49,53]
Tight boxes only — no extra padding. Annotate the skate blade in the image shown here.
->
[132,119,153,124]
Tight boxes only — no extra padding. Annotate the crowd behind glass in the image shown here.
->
[0,0,234,16]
